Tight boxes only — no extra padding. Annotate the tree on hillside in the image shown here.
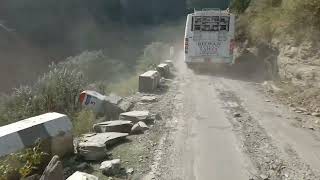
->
[230,0,251,13]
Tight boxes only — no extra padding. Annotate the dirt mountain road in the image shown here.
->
[154,52,320,180]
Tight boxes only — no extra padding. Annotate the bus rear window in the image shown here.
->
[191,16,230,32]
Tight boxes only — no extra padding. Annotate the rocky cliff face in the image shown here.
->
[273,39,320,88]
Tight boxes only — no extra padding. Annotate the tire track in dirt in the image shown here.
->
[215,82,320,180]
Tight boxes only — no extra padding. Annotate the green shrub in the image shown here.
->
[0,141,49,180]
[62,51,130,83]
[106,76,139,96]
[282,0,320,40]
[238,0,320,43]
[34,64,86,115]
[0,64,86,125]
[231,0,251,14]
[73,109,96,136]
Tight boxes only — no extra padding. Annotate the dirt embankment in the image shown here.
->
[272,40,320,114]
[236,38,320,116]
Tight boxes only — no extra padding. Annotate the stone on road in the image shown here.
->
[93,120,133,133]
[131,121,149,134]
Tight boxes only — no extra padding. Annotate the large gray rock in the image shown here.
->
[119,111,152,123]
[131,121,149,134]
[66,171,98,180]
[156,63,170,78]
[139,71,160,93]
[77,140,107,161]
[99,159,121,176]
[77,133,128,161]
[40,155,64,180]
[104,95,134,120]
[93,120,133,133]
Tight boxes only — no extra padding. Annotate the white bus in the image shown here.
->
[184,8,235,67]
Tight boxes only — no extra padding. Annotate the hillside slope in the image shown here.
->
[234,0,320,113]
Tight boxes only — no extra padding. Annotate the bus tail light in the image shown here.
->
[230,39,235,54]
[185,38,189,54]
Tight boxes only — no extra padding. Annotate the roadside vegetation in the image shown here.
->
[0,1,222,178]
[0,40,172,127]
[231,0,320,44]
[0,141,49,180]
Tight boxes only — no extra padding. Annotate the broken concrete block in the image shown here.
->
[77,133,128,161]
[66,171,98,180]
[119,111,152,123]
[93,120,133,133]
[139,71,160,93]
[131,121,149,134]
[77,140,107,161]
[156,63,170,78]
[100,159,121,176]
[79,91,133,120]
[40,155,64,180]
[0,112,73,158]
[79,90,107,114]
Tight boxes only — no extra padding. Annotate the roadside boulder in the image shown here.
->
[157,63,170,78]
[40,155,64,180]
[120,111,154,123]
[141,96,157,103]
[66,171,98,180]
[77,140,107,161]
[77,133,128,161]
[131,121,149,134]
[164,60,173,67]
[93,120,133,133]
[100,159,121,176]
[104,94,134,120]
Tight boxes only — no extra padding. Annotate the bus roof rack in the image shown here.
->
[202,8,221,11]
[194,8,230,14]
[194,8,221,12]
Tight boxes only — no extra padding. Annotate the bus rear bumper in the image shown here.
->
[185,56,234,65]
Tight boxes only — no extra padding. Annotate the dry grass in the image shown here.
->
[238,0,320,44]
